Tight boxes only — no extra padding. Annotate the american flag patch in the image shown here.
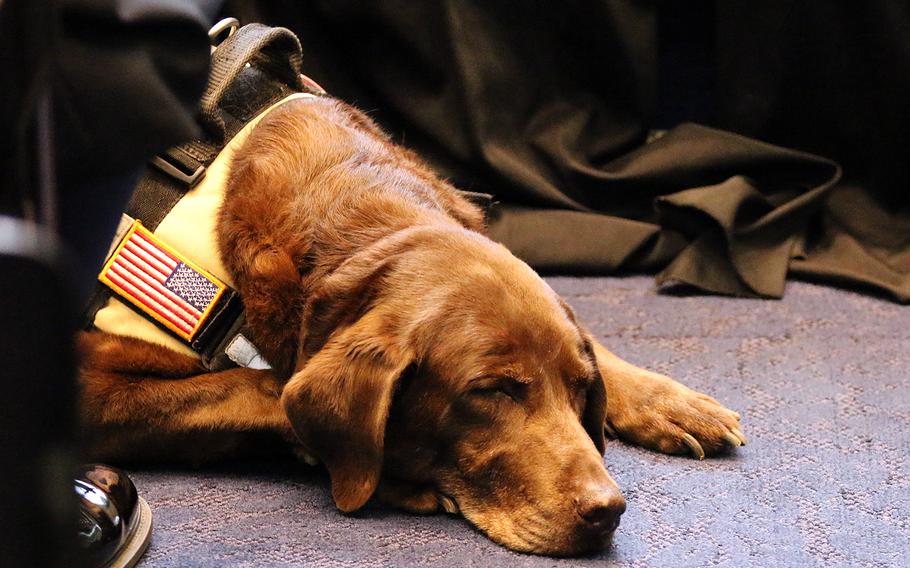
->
[99,221,227,341]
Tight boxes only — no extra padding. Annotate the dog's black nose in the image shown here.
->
[576,488,626,534]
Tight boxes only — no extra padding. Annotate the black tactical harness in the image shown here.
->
[82,20,317,371]
[84,20,492,372]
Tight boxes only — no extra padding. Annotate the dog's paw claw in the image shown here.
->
[731,427,748,445]
[682,433,705,460]
[722,431,743,448]
[604,370,746,459]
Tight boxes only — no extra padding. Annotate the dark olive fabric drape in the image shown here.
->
[223,0,909,303]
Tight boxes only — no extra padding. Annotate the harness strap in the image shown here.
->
[84,22,310,371]
[201,23,305,143]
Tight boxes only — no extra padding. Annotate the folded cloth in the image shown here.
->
[226,0,910,304]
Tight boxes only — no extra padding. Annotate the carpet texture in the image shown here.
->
[132,277,910,567]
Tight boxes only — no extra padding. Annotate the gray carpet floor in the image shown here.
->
[132,276,910,567]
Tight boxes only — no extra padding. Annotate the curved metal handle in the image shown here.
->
[208,17,240,52]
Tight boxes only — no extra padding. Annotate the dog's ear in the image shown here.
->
[557,297,608,454]
[295,226,442,361]
[581,336,608,454]
[281,230,428,512]
[282,309,413,512]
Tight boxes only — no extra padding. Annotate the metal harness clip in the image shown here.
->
[208,17,240,53]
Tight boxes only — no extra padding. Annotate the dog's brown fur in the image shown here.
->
[78,97,745,555]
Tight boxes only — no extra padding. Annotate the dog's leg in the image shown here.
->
[78,331,294,463]
[592,340,746,459]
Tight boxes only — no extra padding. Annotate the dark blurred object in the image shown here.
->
[54,0,215,301]
[0,216,81,567]
[0,0,56,222]
[2,0,213,283]
[1,2,80,566]
[225,0,909,303]
[76,464,153,568]
[1,0,214,566]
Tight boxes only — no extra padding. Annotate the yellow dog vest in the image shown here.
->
[93,93,315,363]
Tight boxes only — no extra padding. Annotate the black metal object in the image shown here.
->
[76,464,152,568]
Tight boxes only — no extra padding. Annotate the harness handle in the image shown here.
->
[200,23,305,142]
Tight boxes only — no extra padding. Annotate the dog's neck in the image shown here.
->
[299,197,466,297]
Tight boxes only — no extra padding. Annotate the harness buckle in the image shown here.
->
[150,154,205,188]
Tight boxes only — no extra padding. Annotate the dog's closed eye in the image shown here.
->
[466,377,529,403]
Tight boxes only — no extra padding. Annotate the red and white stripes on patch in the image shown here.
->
[99,221,225,341]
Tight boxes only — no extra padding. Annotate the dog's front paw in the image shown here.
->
[603,366,746,460]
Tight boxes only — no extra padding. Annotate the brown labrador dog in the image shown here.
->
[78,96,746,556]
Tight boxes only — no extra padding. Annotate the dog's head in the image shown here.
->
[282,226,624,555]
